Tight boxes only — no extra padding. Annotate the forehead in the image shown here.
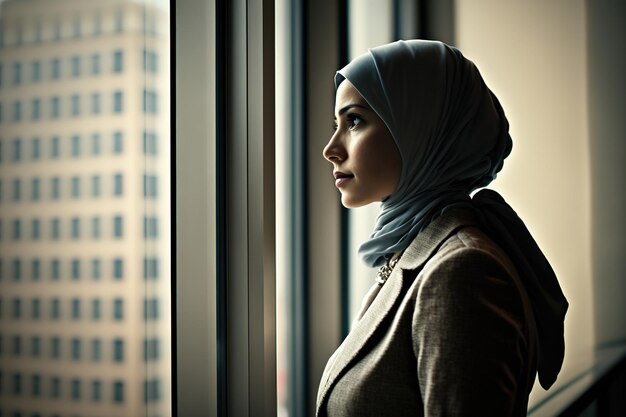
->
[335,80,368,111]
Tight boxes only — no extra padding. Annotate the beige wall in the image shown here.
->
[456,0,594,363]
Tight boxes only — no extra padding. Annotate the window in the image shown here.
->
[144,216,158,239]
[71,56,81,77]
[91,258,101,279]
[51,376,61,398]
[72,15,81,37]
[12,219,21,240]
[12,62,22,85]
[71,338,81,359]
[50,337,61,359]
[70,94,80,116]
[113,131,123,153]
[113,380,124,403]
[31,98,41,120]
[71,217,80,239]
[0,63,3,87]
[91,92,100,114]
[12,138,22,161]
[113,339,124,362]
[51,298,61,320]
[91,339,101,361]
[71,258,80,279]
[113,90,123,113]
[113,258,123,280]
[51,259,60,280]
[144,297,159,321]
[144,338,160,361]
[12,178,21,200]
[113,173,123,196]
[71,378,81,400]
[71,134,80,156]
[51,222,65,245]
[91,54,101,75]
[34,22,42,43]
[31,374,42,397]
[31,178,41,200]
[51,96,60,118]
[51,136,60,158]
[113,50,124,72]
[71,176,80,198]
[31,336,41,357]
[31,218,41,240]
[51,177,60,199]
[31,60,41,81]
[113,298,124,320]
[91,175,101,197]
[143,131,158,155]
[143,89,158,114]
[13,373,22,395]
[31,137,41,159]
[70,298,80,318]
[12,297,22,318]
[13,100,22,121]
[92,379,102,402]
[113,215,123,238]
[143,49,159,73]
[31,298,41,319]
[91,298,101,320]
[144,174,158,198]
[144,257,159,280]
[91,133,101,154]
[31,259,41,280]
[13,335,22,356]
[91,217,101,239]
[51,58,61,80]
[114,11,124,32]
[144,379,161,403]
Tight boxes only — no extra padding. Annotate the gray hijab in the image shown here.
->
[336,40,568,389]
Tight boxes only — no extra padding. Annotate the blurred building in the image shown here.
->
[0,0,171,416]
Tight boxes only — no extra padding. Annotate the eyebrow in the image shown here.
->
[334,103,370,119]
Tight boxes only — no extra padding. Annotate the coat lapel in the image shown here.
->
[316,208,478,414]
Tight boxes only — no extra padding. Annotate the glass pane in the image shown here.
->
[0,1,171,416]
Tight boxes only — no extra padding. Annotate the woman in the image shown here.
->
[317,40,568,416]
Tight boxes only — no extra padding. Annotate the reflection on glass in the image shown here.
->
[0,0,170,416]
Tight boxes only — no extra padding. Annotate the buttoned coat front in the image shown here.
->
[316,209,538,417]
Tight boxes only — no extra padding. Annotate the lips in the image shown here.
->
[333,171,354,188]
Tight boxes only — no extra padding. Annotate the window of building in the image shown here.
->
[71,56,81,77]
[15,23,23,45]
[51,136,60,158]
[12,219,22,240]
[113,298,124,320]
[71,338,81,360]
[13,372,22,395]
[143,174,158,198]
[31,336,41,357]
[92,379,102,402]
[70,217,80,240]
[144,338,160,361]
[51,58,61,80]
[12,178,22,201]
[31,137,41,159]
[143,89,158,114]
[31,60,41,82]
[143,298,159,321]
[91,338,101,361]
[71,176,80,198]
[12,258,22,280]
[144,257,159,280]
[51,376,61,398]
[91,133,101,154]
[113,258,123,280]
[144,216,158,239]
[0,63,3,87]
[51,177,60,200]
[113,173,123,196]
[91,258,101,280]
[31,178,41,200]
[70,94,80,116]
[12,138,22,161]
[91,175,101,197]
[113,50,124,72]
[51,96,60,118]
[144,378,161,403]
[91,217,101,240]
[114,11,124,32]
[34,22,42,43]
[91,53,101,75]
[31,259,41,281]
[113,338,124,362]
[113,215,123,238]
[31,218,41,239]
[31,298,41,319]
[13,100,22,121]
[93,13,102,36]
[51,259,60,280]
[12,298,22,318]
[12,62,22,85]
[72,15,81,38]
[71,134,80,157]
[51,298,61,319]
[13,335,22,356]
[91,298,101,320]
[143,49,159,73]
[113,131,123,153]
[113,90,123,113]
[91,92,101,115]
[113,380,124,403]
[71,258,80,279]
[31,98,41,120]
[143,131,158,155]
[50,217,61,240]
[71,378,81,400]
[51,337,61,359]
[31,374,42,397]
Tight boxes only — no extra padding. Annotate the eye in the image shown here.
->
[347,114,363,130]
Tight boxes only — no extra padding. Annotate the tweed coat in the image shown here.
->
[316,208,538,416]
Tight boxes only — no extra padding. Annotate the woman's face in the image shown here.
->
[323,80,402,208]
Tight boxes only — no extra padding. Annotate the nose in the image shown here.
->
[323,130,345,163]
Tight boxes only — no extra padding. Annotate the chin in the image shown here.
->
[341,194,369,209]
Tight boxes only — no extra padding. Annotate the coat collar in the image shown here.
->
[316,208,478,414]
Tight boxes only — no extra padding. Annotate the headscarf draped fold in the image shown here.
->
[336,39,568,389]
